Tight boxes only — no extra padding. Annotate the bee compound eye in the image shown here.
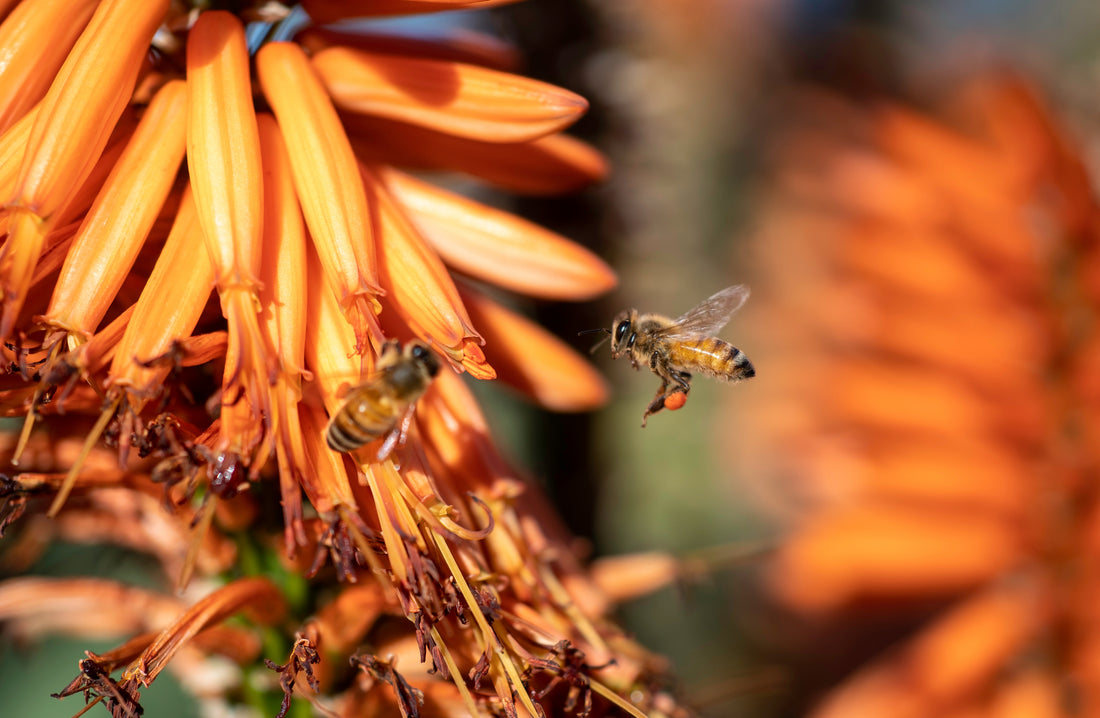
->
[614,321,629,343]
[410,344,428,359]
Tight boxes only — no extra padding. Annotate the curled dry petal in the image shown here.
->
[459,285,608,411]
[386,168,616,300]
[122,577,286,688]
[313,46,587,143]
[257,41,382,347]
[0,0,99,135]
[42,80,187,339]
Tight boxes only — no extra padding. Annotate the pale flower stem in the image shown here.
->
[47,394,120,517]
[428,529,542,718]
[429,625,486,718]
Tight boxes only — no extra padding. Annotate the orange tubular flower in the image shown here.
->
[0,2,678,717]
[742,75,1100,717]
[257,41,383,351]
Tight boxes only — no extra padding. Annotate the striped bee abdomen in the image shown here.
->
[325,393,398,452]
[670,338,755,381]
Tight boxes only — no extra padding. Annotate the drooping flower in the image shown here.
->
[0,2,665,717]
[739,75,1099,716]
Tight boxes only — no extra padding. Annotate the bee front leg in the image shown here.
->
[376,407,416,463]
[642,370,692,428]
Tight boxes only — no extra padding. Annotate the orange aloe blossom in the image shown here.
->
[0,2,680,718]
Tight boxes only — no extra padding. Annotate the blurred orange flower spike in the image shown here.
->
[256,42,383,350]
[363,166,492,378]
[186,11,262,290]
[10,0,168,218]
[0,0,99,136]
[108,188,214,407]
[312,47,588,143]
[387,169,616,300]
[460,286,608,411]
[771,503,1020,612]
[43,80,188,339]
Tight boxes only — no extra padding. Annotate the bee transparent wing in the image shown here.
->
[658,285,750,340]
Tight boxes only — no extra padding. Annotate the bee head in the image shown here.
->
[609,310,636,358]
[406,340,441,378]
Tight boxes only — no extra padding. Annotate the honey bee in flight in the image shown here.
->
[584,285,755,427]
[325,339,441,459]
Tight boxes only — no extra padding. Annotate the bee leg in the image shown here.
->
[642,379,670,428]
[376,407,416,463]
[642,371,692,427]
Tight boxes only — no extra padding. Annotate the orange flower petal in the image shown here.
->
[300,0,520,24]
[257,112,311,553]
[186,10,262,288]
[0,0,99,135]
[257,112,309,377]
[771,503,1020,611]
[296,26,520,72]
[42,80,187,339]
[256,41,382,348]
[303,243,368,414]
[363,166,489,376]
[312,47,587,143]
[347,114,608,195]
[10,0,168,217]
[108,187,214,403]
[386,168,616,299]
[459,285,608,411]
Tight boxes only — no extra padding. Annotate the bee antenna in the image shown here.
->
[577,329,611,355]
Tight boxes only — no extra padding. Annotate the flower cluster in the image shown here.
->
[739,75,1100,716]
[0,2,674,717]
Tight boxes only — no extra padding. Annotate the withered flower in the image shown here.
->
[0,2,668,717]
[740,75,1099,716]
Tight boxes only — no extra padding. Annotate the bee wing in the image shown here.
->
[658,285,750,340]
